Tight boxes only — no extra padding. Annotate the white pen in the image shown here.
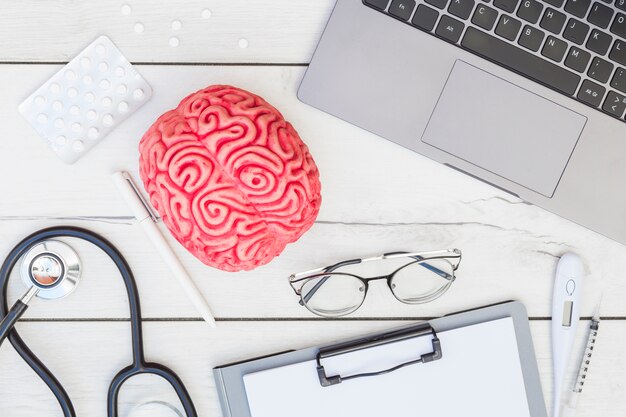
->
[111,171,216,327]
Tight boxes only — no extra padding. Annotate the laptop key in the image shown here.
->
[617,0,626,11]
[495,15,522,40]
[565,46,592,72]
[603,90,626,117]
[578,79,606,107]
[610,13,626,38]
[519,25,545,51]
[449,0,476,19]
[494,0,519,13]
[611,67,626,92]
[436,15,465,42]
[412,4,440,30]
[542,36,568,61]
[588,57,614,82]
[610,40,626,65]
[565,0,592,18]
[587,3,613,28]
[461,27,581,95]
[517,0,543,24]
[426,0,449,9]
[586,29,613,54]
[389,0,417,20]
[544,0,565,6]
[563,19,590,45]
[472,5,499,29]
[364,0,391,10]
[541,8,567,34]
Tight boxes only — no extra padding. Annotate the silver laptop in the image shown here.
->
[299,0,626,243]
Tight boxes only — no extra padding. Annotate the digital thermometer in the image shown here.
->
[552,253,583,417]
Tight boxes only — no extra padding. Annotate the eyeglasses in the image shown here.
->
[288,249,462,317]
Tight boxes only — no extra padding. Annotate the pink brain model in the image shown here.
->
[139,85,322,272]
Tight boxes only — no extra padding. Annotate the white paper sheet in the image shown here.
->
[243,317,531,417]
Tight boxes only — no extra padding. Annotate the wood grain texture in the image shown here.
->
[0,320,621,417]
[0,0,333,63]
[0,1,625,416]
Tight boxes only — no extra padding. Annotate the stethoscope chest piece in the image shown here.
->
[19,240,81,300]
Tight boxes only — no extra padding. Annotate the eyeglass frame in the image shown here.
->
[288,249,462,317]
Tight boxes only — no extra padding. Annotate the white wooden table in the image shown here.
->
[0,1,624,416]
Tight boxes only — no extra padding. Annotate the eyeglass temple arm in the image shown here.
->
[383,252,455,280]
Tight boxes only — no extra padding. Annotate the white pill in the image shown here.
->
[69,105,80,115]
[37,113,48,124]
[102,114,114,126]
[95,44,106,55]
[50,83,60,93]
[115,66,125,77]
[169,36,180,47]
[86,109,97,120]
[102,96,112,107]
[117,84,128,94]
[238,38,249,49]
[52,100,63,111]
[65,70,76,80]
[171,20,182,30]
[56,135,67,146]
[117,101,129,113]
[85,92,95,103]
[80,57,91,68]
[133,88,144,100]
[72,140,85,152]
[201,9,212,19]
[98,62,108,72]
[83,75,93,85]
[54,118,65,128]
[87,127,99,139]
[99,79,111,90]
[67,87,78,98]
[134,22,144,33]
[71,122,82,132]
[121,4,132,15]
[34,96,45,106]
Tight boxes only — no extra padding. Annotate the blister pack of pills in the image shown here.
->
[19,36,152,164]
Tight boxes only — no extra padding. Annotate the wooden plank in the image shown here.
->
[0,320,621,417]
[0,0,333,63]
[0,217,617,319]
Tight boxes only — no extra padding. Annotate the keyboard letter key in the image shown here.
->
[495,15,523,40]
[472,5,499,30]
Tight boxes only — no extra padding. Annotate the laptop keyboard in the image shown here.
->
[363,0,626,120]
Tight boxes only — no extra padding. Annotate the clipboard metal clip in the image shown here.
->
[315,323,442,387]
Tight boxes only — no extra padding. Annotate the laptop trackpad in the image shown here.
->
[422,61,586,197]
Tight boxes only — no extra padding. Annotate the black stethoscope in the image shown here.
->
[0,226,197,417]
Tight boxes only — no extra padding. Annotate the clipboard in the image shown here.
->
[213,301,547,417]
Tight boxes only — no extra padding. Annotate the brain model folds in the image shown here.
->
[139,85,321,271]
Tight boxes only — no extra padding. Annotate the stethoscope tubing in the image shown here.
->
[0,226,197,417]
